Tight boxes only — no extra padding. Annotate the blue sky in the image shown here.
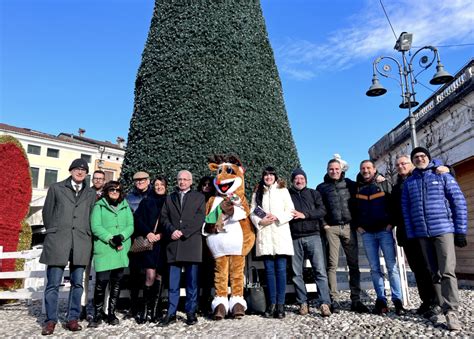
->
[1,0,473,187]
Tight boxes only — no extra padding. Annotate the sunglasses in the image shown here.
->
[108,188,121,193]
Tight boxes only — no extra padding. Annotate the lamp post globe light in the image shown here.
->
[366,32,454,149]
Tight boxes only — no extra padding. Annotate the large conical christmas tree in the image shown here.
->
[122,1,300,194]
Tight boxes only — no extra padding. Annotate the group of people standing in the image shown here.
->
[39,147,468,335]
[249,148,467,332]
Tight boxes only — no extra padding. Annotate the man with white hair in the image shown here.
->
[391,155,438,317]
[159,170,206,327]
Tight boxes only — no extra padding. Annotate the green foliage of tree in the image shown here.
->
[122,0,300,196]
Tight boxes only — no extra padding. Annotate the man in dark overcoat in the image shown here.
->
[39,158,96,335]
[159,170,205,327]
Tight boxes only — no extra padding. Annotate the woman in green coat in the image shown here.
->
[88,181,134,327]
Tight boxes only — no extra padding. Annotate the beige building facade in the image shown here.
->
[0,124,125,201]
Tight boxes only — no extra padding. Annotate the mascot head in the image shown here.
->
[208,154,245,197]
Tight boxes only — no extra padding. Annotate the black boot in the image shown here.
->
[124,278,140,320]
[151,280,162,323]
[88,279,108,328]
[393,299,407,316]
[275,304,285,319]
[264,304,276,318]
[107,279,121,325]
[80,306,88,321]
[136,285,152,324]
[373,298,389,315]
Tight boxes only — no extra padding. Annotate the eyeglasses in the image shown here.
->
[108,188,121,193]
[72,168,87,173]
[134,178,149,183]
[177,178,191,182]
[93,177,105,181]
[396,162,411,167]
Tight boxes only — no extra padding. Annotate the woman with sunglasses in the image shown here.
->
[197,176,216,202]
[250,167,295,319]
[133,177,168,323]
[88,181,134,327]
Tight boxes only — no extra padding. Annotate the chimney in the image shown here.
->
[116,137,125,148]
[78,128,86,136]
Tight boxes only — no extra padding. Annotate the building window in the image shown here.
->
[104,170,114,182]
[81,154,92,163]
[44,169,58,188]
[31,167,39,188]
[27,144,41,155]
[46,148,59,158]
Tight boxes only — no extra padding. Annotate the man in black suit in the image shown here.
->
[159,170,206,326]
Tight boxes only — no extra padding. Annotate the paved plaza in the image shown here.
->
[0,287,472,338]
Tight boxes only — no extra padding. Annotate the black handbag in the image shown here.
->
[244,265,267,314]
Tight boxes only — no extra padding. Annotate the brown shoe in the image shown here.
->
[64,319,82,332]
[232,303,245,319]
[41,321,56,336]
[320,304,332,317]
[299,303,309,315]
[213,304,226,320]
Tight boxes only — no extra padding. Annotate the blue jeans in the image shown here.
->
[44,265,85,322]
[167,263,198,315]
[263,256,287,304]
[361,230,402,302]
[291,235,331,305]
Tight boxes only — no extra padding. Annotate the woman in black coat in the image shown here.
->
[133,176,168,323]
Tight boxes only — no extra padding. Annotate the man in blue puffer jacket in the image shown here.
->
[402,147,468,331]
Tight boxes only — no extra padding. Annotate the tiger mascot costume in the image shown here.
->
[203,154,255,320]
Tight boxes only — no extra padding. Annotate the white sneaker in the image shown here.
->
[446,312,461,331]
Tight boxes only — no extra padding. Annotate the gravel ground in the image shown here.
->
[0,286,472,338]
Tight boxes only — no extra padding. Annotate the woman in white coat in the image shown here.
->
[250,166,294,319]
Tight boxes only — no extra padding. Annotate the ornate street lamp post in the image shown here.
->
[365,33,454,307]
[366,32,453,149]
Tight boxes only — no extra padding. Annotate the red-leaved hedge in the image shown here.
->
[0,136,32,288]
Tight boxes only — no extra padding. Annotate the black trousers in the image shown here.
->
[402,238,436,306]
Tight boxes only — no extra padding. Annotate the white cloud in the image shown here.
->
[273,0,474,80]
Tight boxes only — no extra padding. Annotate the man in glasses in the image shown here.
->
[391,155,438,318]
[159,170,206,327]
[40,158,96,335]
[126,171,151,213]
[402,147,468,331]
[124,171,152,321]
[79,169,108,321]
[91,170,106,201]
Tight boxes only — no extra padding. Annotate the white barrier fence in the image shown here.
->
[0,243,411,307]
[0,246,46,301]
